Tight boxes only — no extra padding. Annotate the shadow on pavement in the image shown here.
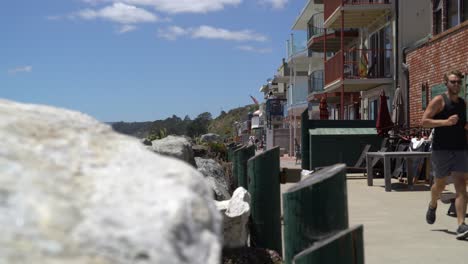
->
[376,183,431,192]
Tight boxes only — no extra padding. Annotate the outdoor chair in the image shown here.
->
[295,142,301,164]
[392,143,409,180]
[346,144,372,174]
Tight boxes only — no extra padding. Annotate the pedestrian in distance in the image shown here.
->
[421,70,468,240]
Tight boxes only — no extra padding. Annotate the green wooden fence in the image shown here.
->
[247,146,282,255]
[232,144,256,189]
[293,225,364,264]
[283,164,349,264]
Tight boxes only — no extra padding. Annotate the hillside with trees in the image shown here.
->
[208,104,258,138]
[110,104,257,140]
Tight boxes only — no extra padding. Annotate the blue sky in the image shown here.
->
[1,0,306,122]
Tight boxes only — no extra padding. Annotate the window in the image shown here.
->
[348,105,355,120]
[434,0,443,34]
[368,99,378,120]
[464,0,468,21]
[435,0,468,34]
[369,24,392,78]
[448,0,460,27]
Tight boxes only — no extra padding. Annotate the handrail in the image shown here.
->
[325,48,393,85]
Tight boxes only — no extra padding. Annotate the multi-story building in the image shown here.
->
[292,0,327,120]
[285,2,326,155]
[317,0,431,125]
[406,0,468,127]
[260,68,289,154]
[257,0,438,154]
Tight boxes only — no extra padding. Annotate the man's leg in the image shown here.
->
[453,173,468,239]
[453,173,468,226]
[430,177,447,209]
[427,176,447,224]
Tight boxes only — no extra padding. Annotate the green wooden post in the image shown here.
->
[283,164,349,264]
[247,146,282,255]
[228,144,242,162]
[293,225,364,264]
[236,144,256,189]
[301,109,310,170]
[227,145,234,162]
[231,145,245,189]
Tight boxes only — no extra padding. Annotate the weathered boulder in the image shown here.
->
[195,158,231,201]
[0,99,222,264]
[222,247,282,264]
[140,138,152,146]
[215,187,250,248]
[151,135,197,167]
[192,145,209,158]
[200,133,221,143]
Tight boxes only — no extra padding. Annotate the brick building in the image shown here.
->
[406,0,468,127]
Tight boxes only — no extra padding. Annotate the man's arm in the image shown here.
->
[421,95,458,128]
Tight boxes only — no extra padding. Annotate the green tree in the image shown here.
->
[187,112,212,138]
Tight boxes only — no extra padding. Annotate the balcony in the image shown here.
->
[308,29,359,52]
[324,48,393,92]
[308,70,324,94]
[324,0,392,29]
[288,32,308,60]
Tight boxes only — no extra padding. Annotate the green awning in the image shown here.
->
[309,127,377,135]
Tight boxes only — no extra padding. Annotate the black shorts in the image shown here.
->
[431,150,468,178]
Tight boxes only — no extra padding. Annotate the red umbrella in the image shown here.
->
[376,90,394,136]
[319,97,329,120]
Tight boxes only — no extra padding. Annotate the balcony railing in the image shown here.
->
[308,12,325,40]
[324,0,391,23]
[288,32,308,58]
[325,50,343,85]
[325,48,392,85]
[308,70,324,94]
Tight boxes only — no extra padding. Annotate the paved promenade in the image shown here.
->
[279,156,468,263]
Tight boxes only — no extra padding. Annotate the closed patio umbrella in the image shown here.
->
[376,90,394,136]
[319,97,329,120]
[392,86,404,128]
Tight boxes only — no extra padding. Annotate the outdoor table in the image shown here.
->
[366,151,432,192]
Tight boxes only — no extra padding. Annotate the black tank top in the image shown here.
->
[432,93,467,150]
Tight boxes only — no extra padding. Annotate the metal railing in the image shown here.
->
[324,0,391,23]
[288,32,308,59]
[343,48,392,79]
[325,49,392,85]
[308,12,325,40]
[309,70,324,94]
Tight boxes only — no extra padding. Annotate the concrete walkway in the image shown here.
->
[280,156,468,263]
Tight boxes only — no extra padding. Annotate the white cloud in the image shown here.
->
[117,24,137,33]
[77,3,158,24]
[157,25,268,42]
[81,0,242,14]
[236,45,272,53]
[157,26,188,40]
[261,0,288,9]
[8,66,32,75]
[191,26,267,42]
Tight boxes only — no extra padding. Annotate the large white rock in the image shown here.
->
[0,99,222,264]
[195,158,231,201]
[215,187,250,248]
[151,135,196,167]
